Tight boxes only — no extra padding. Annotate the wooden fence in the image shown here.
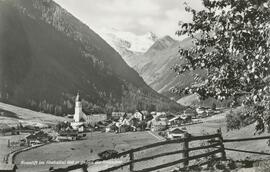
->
[50,130,270,172]
[95,130,226,172]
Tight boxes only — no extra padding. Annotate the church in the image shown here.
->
[70,92,89,130]
[73,92,87,122]
[70,92,107,130]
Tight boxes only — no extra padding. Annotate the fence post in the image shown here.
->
[7,139,10,148]
[217,129,226,160]
[183,132,190,167]
[129,152,134,171]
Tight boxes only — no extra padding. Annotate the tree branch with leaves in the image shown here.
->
[175,0,270,133]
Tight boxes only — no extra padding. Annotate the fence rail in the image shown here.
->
[223,135,270,142]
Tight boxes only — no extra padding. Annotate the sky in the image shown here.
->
[54,0,203,39]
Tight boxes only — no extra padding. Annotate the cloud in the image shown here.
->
[54,0,203,39]
[96,0,161,16]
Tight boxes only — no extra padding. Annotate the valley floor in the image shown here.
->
[14,131,166,172]
[1,105,270,172]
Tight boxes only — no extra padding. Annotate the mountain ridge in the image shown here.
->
[0,0,182,115]
[97,28,158,67]
[128,36,205,100]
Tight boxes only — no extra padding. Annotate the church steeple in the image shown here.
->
[76,91,81,102]
[74,91,83,122]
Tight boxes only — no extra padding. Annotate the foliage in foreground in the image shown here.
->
[175,0,270,133]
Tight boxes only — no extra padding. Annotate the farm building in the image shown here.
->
[168,116,184,126]
[111,112,125,118]
[0,124,19,136]
[196,107,209,118]
[133,111,144,121]
[71,122,86,131]
[167,127,187,140]
[57,130,79,141]
[25,131,51,145]
[87,114,107,124]
[105,123,118,132]
[151,120,167,131]
[184,107,197,118]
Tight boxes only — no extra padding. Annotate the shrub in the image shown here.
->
[98,150,119,160]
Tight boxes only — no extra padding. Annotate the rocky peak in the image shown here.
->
[145,32,158,42]
[146,35,178,54]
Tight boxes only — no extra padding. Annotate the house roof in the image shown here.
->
[112,112,125,115]
[58,130,78,136]
[26,131,50,140]
[134,111,143,115]
[168,128,186,134]
[26,134,37,140]
[152,120,167,126]
[168,116,183,122]
[35,131,49,137]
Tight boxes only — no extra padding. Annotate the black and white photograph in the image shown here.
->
[0,0,270,171]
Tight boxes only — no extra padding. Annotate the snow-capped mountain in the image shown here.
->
[97,28,158,66]
[0,0,182,115]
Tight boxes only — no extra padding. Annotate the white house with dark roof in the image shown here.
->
[167,127,187,140]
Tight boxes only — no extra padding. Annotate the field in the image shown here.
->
[0,134,29,163]
[15,131,167,172]
[3,105,270,172]
[0,102,67,127]
[15,130,190,172]
[184,108,270,161]
[0,102,68,166]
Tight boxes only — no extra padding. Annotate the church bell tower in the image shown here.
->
[74,92,83,122]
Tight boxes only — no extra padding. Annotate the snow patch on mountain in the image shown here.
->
[97,28,158,53]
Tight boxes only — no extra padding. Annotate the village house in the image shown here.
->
[196,107,208,118]
[151,120,167,132]
[57,130,79,142]
[25,134,41,145]
[25,131,51,146]
[168,116,184,126]
[105,123,116,132]
[156,112,166,116]
[167,127,187,140]
[111,112,125,119]
[126,113,133,119]
[154,112,168,122]
[183,107,197,119]
[133,111,144,121]
[87,114,107,125]
[116,116,130,126]
[0,124,12,136]
[0,124,20,136]
[150,111,156,116]
[128,117,140,131]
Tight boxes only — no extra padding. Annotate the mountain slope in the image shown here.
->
[0,0,182,114]
[130,36,205,99]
